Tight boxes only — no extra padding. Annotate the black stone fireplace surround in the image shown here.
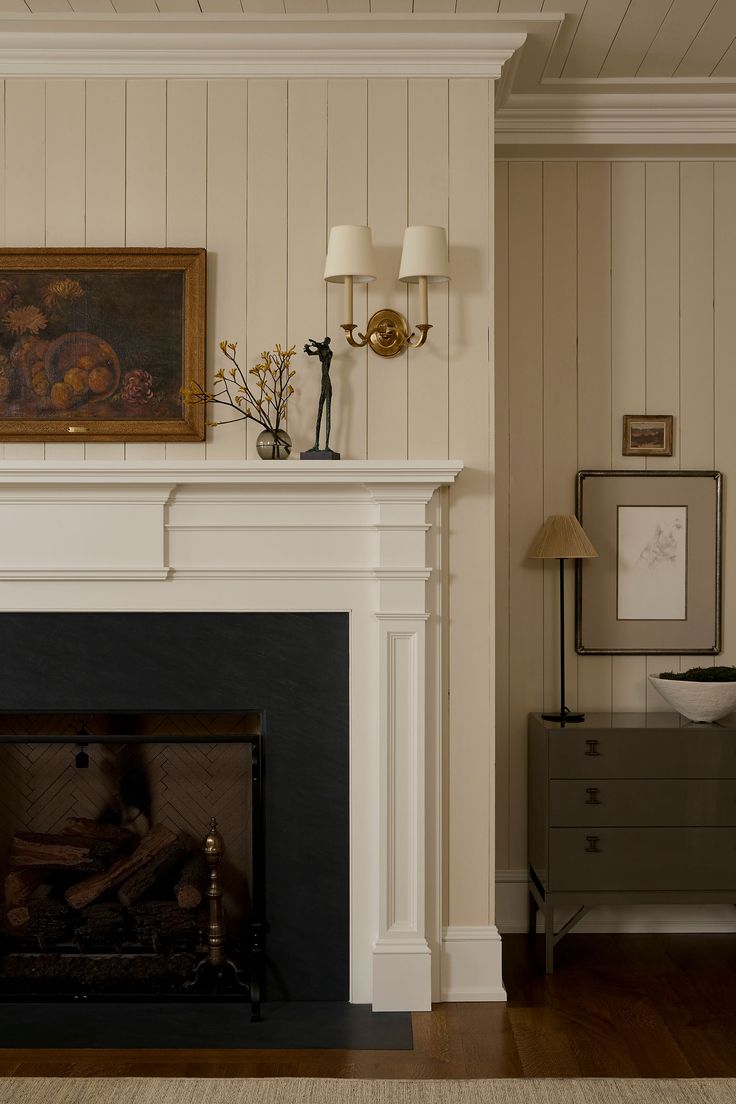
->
[0,611,350,1003]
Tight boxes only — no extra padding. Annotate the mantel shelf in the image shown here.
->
[0,459,463,487]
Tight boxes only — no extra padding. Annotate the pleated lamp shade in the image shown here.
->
[527,515,598,560]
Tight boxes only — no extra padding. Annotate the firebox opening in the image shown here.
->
[0,712,263,1002]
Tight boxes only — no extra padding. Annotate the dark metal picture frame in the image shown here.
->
[575,470,722,656]
[0,248,206,443]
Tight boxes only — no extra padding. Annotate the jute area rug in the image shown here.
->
[0,1080,735,1104]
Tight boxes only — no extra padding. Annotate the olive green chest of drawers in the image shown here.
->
[528,712,736,972]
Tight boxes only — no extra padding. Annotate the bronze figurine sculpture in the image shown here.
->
[300,336,340,460]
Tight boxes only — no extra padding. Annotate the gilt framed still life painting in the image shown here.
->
[575,470,722,656]
[0,248,205,442]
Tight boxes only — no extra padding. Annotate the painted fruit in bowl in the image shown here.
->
[43,332,120,412]
[648,673,736,723]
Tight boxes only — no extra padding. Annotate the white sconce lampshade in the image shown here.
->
[398,225,449,283]
[324,225,376,283]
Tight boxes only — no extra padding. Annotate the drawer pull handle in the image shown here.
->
[585,835,601,853]
[585,739,600,757]
[585,787,601,805]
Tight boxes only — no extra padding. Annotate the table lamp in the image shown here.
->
[527,515,598,725]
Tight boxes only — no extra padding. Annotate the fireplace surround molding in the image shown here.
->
[0,459,505,1011]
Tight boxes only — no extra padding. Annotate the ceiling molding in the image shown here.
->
[0,15,532,78]
[496,92,736,146]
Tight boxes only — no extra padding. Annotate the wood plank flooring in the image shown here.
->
[1,935,736,1078]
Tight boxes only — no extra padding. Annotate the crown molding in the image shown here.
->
[496,92,736,146]
[0,15,528,77]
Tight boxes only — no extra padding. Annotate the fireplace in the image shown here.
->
[0,611,349,1005]
[0,460,469,1011]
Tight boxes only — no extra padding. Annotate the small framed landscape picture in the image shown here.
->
[622,414,673,457]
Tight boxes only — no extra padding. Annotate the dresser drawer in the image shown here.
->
[549,729,736,779]
[549,779,736,827]
[549,827,736,892]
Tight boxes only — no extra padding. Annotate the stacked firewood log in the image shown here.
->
[2,817,209,949]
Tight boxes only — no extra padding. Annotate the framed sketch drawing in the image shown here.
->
[0,248,205,443]
[575,470,722,655]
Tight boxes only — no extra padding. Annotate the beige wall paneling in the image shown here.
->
[326,80,368,460]
[679,162,714,471]
[494,160,509,872]
[563,0,633,79]
[367,80,408,460]
[286,80,327,455]
[199,0,243,11]
[287,0,327,10]
[370,0,411,12]
[70,0,115,11]
[506,160,543,873]
[447,79,493,925]
[4,80,45,460]
[713,37,736,76]
[246,80,288,461]
[412,0,454,12]
[85,79,126,460]
[44,80,86,461]
[0,0,32,11]
[674,0,736,77]
[326,0,369,12]
[407,80,449,460]
[205,80,247,461]
[577,161,612,713]
[28,0,72,11]
[0,82,4,461]
[644,161,682,706]
[112,0,157,11]
[679,162,715,674]
[715,163,736,666]
[156,0,201,11]
[125,79,167,461]
[541,163,578,717]
[499,0,542,10]
[638,0,718,78]
[610,162,648,712]
[600,0,674,77]
[166,80,207,462]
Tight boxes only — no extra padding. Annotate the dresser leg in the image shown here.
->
[528,891,538,938]
[545,905,554,974]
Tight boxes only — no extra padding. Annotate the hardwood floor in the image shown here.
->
[1,935,736,1078]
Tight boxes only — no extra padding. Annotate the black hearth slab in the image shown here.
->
[0,1001,413,1050]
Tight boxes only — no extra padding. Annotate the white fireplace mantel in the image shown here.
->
[0,458,479,1011]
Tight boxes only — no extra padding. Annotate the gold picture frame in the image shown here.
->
[622,414,673,457]
[0,248,205,443]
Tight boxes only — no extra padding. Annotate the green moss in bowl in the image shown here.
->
[657,666,736,682]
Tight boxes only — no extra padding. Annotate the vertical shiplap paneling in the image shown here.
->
[246,81,288,461]
[85,79,126,460]
[4,80,45,460]
[447,79,492,924]
[125,79,167,461]
[367,79,408,459]
[577,162,613,713]
[166,80,207,461]
[541,162,578,715]
[715,163,736,667]
[679,162,715,471]
[205,80,247,461]
[326,80,368,460]
[407,79,449,460]
[610,162,647,711]
[506,161,543,872]
[494,160,510,872]
[0,82,5,461]
[286,80,327,455]
[644,161,681,706]
[45,80,86,461]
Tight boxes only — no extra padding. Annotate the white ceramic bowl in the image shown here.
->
[648,675,736,723]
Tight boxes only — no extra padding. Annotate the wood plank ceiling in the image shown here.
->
[2,0,734,82]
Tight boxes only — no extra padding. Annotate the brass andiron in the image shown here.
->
[186,817,248,995]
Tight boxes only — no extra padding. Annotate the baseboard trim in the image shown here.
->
[440,925,507,1002]
[496,869,736,934]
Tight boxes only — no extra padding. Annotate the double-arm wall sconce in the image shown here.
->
[324,224,449,358]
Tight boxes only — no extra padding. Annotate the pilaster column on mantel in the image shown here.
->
[369,483,436,1011]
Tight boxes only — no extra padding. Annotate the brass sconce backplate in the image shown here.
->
[367,309,409,358]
